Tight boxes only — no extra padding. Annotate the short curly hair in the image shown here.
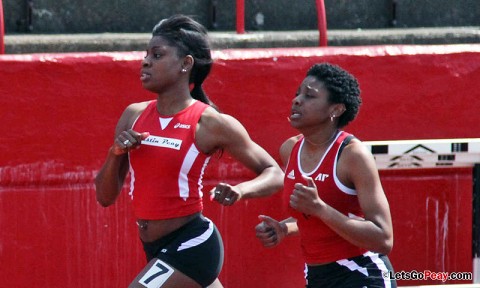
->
[306,63,362,128]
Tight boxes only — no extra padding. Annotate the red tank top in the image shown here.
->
[129,100,210,220]
[283,131,366,263]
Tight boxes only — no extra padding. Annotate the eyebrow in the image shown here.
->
[149,44,171,49]
[306,84,319,93]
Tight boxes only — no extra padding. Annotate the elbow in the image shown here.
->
[374,236,394,255]
[379,241,393,255]
[94,180,115,207]
[95,189,114,207]
[267,178,284,197]
[272,176,284,194]
[96,196,114,208]
[273,168,285,192]
[259,166,284,196]
[95,186,116,207]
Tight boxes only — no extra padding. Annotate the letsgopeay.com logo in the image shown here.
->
[382,270,473,282]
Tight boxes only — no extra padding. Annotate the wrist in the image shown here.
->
[237,187,244,200]
[232,184,245,200]
[279,221,288,238]
[315,202,330,221]
[109,145,126,156]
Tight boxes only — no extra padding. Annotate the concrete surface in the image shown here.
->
[3,27,480,54]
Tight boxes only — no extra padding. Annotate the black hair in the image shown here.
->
[152,15,216,108]
[306,63,362,128]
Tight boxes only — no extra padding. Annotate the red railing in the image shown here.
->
[315,0,328,46]
[236,0,245,34]
[0,0,4,54]
[235,0,328,46]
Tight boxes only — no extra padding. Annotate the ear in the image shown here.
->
[181,55,194,72]
[330,103,346,118]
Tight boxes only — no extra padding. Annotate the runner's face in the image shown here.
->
[140,36,184,93]
[289,76,332,129]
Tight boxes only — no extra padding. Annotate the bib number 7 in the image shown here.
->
[129,258,174,288]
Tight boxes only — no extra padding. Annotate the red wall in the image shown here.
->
[1,45,479,287]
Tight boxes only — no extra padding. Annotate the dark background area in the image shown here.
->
[3,0,480,34]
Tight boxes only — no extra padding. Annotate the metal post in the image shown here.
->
[315,0,328,47]
[208,0,218,30]
[236,0,245,34]
[26,0,33,32]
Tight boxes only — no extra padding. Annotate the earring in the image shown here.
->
[181,68,187,73]
[330,115,335,122]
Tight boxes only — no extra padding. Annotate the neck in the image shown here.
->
[304,129,338,147]
[156,96,194,116]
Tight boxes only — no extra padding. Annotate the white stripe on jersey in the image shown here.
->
[178,144,201,199]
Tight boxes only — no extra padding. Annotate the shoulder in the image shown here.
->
[280,135,302,154]
[341,137,371,160]
[199,107,246,134]
[338,137,379,178]
[115,101,152,134]
[196,107,251,154]
[125,101,151,114]
[123,101,151,123]
[334,136,379,188]
[279,134,302,166]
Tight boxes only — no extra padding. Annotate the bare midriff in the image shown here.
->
[137,212,201,243]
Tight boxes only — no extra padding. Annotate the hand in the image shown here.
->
[112,129,150,155]
[255,215,286,248]
[210,183,242,206]
[289,175,325,217]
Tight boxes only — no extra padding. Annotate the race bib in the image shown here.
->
[129,258,174,288]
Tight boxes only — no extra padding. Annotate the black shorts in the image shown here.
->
[141,214,224,287]
[305,252,397,288]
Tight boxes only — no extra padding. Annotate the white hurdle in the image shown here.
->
[364,138,480,285]
[364,138,480,170]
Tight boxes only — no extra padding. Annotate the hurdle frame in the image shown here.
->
[365,138,480,284]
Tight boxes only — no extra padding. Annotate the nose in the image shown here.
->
[292,95,301,106]
[142,57,151,67]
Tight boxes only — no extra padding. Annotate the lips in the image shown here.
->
[290,109,301,120]
[140,71,151,81]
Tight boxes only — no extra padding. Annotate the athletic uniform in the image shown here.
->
[128,100,223,287]
[284,131,396,288]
